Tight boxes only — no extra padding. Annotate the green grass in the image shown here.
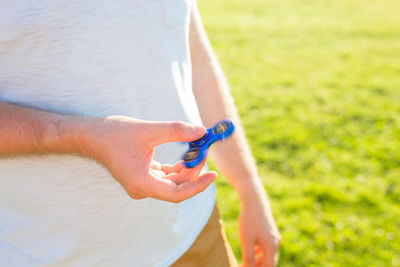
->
[199,0,400,265]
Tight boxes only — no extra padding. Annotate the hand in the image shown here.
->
[83,116,217,203]
[239,186,281,267]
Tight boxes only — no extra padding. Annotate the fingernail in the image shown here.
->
[193,125,206,136]
[209,172,218,181]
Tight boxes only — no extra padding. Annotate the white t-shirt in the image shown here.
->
[0,1,216,266]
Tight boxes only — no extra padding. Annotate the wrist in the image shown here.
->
[234,175,268,204]
[42,114,97,157]
[236,176,275,217]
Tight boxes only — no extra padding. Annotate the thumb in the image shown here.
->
[144,121,206,147]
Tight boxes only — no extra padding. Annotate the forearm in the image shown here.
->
[190,5,265,201]
[0,102,88,157]
[0,101,216,202]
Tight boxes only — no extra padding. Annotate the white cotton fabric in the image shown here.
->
[0,1,216,266]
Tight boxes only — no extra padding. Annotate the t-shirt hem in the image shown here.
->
[160,183,217,267]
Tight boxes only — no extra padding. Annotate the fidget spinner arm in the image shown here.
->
[182,119,235,168]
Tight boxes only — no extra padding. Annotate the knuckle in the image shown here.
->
[129,193,143,200]
[276,236,282,247]
[126,184,141,196]
[244,257,254,264]
[171,195,185,204]
[243,250,253,261]
[198,184,208,193]
[172,121,186,135]
[127,187,143,199]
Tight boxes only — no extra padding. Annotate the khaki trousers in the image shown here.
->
[171,205,239,267]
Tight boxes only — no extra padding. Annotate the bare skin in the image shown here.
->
[0,103,216,203]
[190,4,281,267]
[0,2,281,266]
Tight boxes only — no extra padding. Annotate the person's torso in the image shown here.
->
[0,1,216,266]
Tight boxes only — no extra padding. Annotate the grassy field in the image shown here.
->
[198,0,400,266]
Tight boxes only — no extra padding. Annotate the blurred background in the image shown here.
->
[199,0,400,266]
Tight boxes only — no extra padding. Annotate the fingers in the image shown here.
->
[255,237,281,267]
[150,160,162,171]
[163,159,206,184]
[240,246,263,267]
[173,171,217,200]
[161,161,183,174]
[179,155,207,180]
[241,239,255,267]
[260,240,278,267]
[150,169,166,177]
[273,251,280,267]
[241,244,270,267]
[144,121,206,147]
[142,171,217,203]
[255,245,262,254]
[255,252,264,267]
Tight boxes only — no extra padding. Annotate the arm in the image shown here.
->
[0,102,216,202]
[189,4,281,267]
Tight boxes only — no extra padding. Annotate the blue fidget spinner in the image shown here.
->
[182,119,235,168]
